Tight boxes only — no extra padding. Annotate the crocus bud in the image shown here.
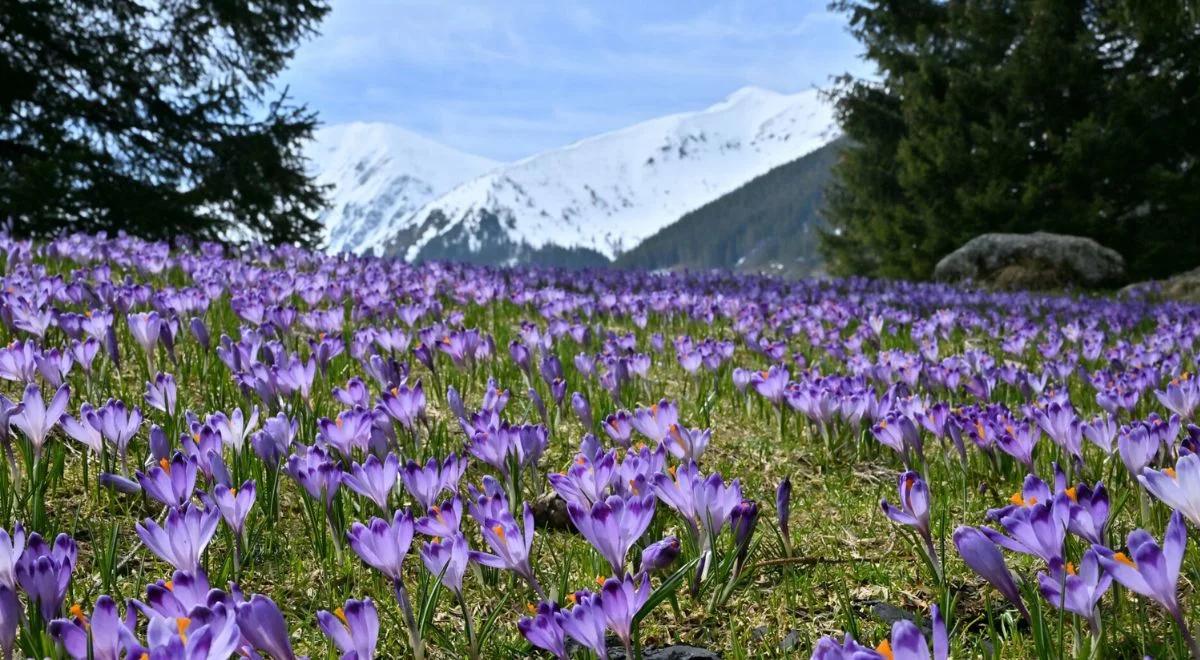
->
[414,342,435,372]
[528,388,548,427]
[446,386,466,421]
[189,316,210,350]
[732,368,752,393]
[105,325,121,369]
[99,472,141,495]
[550,378,567,406]
[776,477,792,547]
[641,536,681,573]
[509,341,531,375]
[730,500,760,564]
[571,391,593,429]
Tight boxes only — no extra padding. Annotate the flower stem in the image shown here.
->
[392,578,425,660]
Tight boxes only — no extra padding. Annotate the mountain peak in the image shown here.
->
[720,85,782,104]
[364,87,838,263]
[306,123,498,253]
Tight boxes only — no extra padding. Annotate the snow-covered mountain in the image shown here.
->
[306,123,499,253]
[312,87,839,264]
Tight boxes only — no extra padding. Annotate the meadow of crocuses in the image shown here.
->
[0,232,1198,658]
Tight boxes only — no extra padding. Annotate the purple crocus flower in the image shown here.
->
[415,495,464,537]
[1038,550,1111,634]
[1031,402,1082,458]
[61,405,102,455]
[571,391,593,429]
[0,524,23,590]
[420,533,470,594]
[343,453,399,514]
[209,407,259,455]
[15,531,77,620]
[601,572,650,655]
[518,601,567,659]
[750,365,789,406]
[472,502,545,597]
[318,409,374,456]
[235,594,295,660]
[347,509,414,582]
[142,601,240,659]
[1096,510,1188,622]
[1081,413,1117,454]
[602,410,634,447]
[10,382,69,456]
[641,536,681,573]
[333,377,372,409]
[400,454,468,509]
[777,477,792,550]
[881,471,931,539]
[548,450,618,509]
[568,494,656,574]
[211,480,256,537]
[630,399,679,443]
[871,412,920,459]
[318,597,379,660]
[994,420,1039,472]
[135,452,198,509]
[982,495,1068,564]
[1157,375,1200,420]
[468,429,515,476]
[378,381,426,430]
[809,633,879,660]
[286,444,342,506]
[0,585,20,658]
[144,372,177,415]
[189,316,211,350]
[48,594,137,660]
[127,312,163,356]
[1064,482,1110,545]
[1139,452,1200,527]
[730,499,759,570]
[251,413,297,467]
[1118,424,1161,477]
[135,504,219,572]
[869,605,948,660]
[130,569,211,620]
[952,526,1029,620]
[89,398,142,466]
[664,424,711,463]
[559,591,607,660]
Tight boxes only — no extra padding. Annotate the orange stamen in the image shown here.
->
[876,640,894,660]
[335,607,348,625]
[1114,552,1137,569]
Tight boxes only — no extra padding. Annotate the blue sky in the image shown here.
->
[282,1,870,162]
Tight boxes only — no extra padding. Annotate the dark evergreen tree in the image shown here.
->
[823,0,1200,281]
[0,0,330,246]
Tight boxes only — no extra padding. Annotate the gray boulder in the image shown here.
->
[933,232,1125,290]
[1121,266,1200,302]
